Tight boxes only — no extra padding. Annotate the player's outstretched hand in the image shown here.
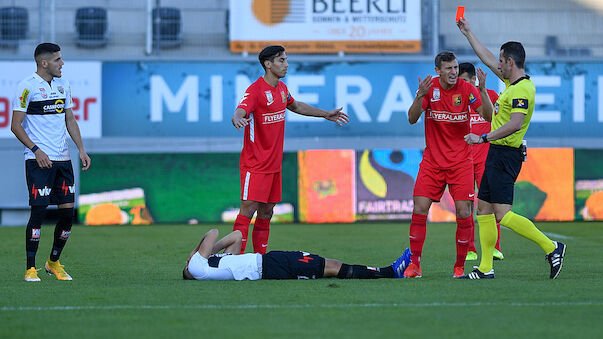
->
[464,133,481,145]
[232,116,252,131]
[34,149,52,168]
[416,75,433,97]
[476,68,488,91]
[456,17,472,36]
[80,152,91,171]
[325,107,349,126]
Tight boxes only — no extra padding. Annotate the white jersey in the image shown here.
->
[12,72,73,161]
[188,252,262,281]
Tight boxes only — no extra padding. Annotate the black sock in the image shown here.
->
[337,264,395,279]
[50,208,73,262]
[26,205,47,269]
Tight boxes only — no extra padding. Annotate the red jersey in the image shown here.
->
[470,88,499,165]
[421,77,482,168]
[237,77,295,173]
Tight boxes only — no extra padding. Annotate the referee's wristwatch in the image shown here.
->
[480,133,488,143]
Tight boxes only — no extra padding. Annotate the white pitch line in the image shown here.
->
[1,301,601,312]
[544,232,573,240]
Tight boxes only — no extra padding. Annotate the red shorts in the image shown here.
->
[413,161,474,201]
[240,170,282,203]
[473,161,486,189]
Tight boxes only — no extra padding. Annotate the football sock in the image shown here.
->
[337,264,394,279]
[233,214,251,254]
[477,213,497,273]
[25,205,47,269]
[49,208,73,262]
[408,213,427,266]
[252,217,271,255]
[495,222,502,251]
[500,211,555,253]
[468,216,477,253]
[455,216,473,267]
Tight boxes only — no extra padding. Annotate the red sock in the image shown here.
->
[495,222,502,251]
[252,217,271,255]
[233,214,251,254]
[455,216,473,268]
[409,213,427,267]
[468,216,477,253]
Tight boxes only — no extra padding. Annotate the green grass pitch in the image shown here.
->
[1,221,602,338]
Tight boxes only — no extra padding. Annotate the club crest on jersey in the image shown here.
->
[281,91,286,103]
[494,102,499,115]
[57,85,64,94]
[512,98,528,109]
[469,93,477,104]
[432,88,440,101]
[265,90,274,105]
[453,94,462,106]
[20,89,29,108]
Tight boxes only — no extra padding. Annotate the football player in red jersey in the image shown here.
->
[458,62,504,262]
[405,51,493,278]
[231,45,349,255]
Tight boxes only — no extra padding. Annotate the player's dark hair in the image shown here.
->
[182,267,193,280]
[34,43,61,60]
[458,62,476,78]
[435,51,456,69]
[500,41,525,69]
[259,45,285,70]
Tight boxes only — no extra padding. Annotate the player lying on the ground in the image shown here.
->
[182,229,411,280]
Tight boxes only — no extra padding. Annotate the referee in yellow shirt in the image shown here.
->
[456,17,565,279]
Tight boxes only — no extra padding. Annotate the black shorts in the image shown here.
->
[478,144,523,205]
[261,251,325,280]
[25,159,75,206]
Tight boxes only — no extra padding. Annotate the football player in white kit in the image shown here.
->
[11,43,91,282]
[183,229,411,281]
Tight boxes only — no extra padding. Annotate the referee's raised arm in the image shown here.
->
[457,17,504,82]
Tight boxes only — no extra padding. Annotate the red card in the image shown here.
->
[456,6,465,21]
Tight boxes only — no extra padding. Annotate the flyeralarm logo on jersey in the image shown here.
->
[229,0,421,53]
[428,111,468,123]
[263,109,286,124]
[0,61,102,138]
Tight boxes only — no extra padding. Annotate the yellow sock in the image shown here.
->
[500,211,555,254]
[476,214,497,273]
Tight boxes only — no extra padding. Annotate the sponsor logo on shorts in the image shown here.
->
[59,230,71,240]
[298,252,314,263]
[31,228,41,240]
[31,185,52,199]
[61,181,75,195]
